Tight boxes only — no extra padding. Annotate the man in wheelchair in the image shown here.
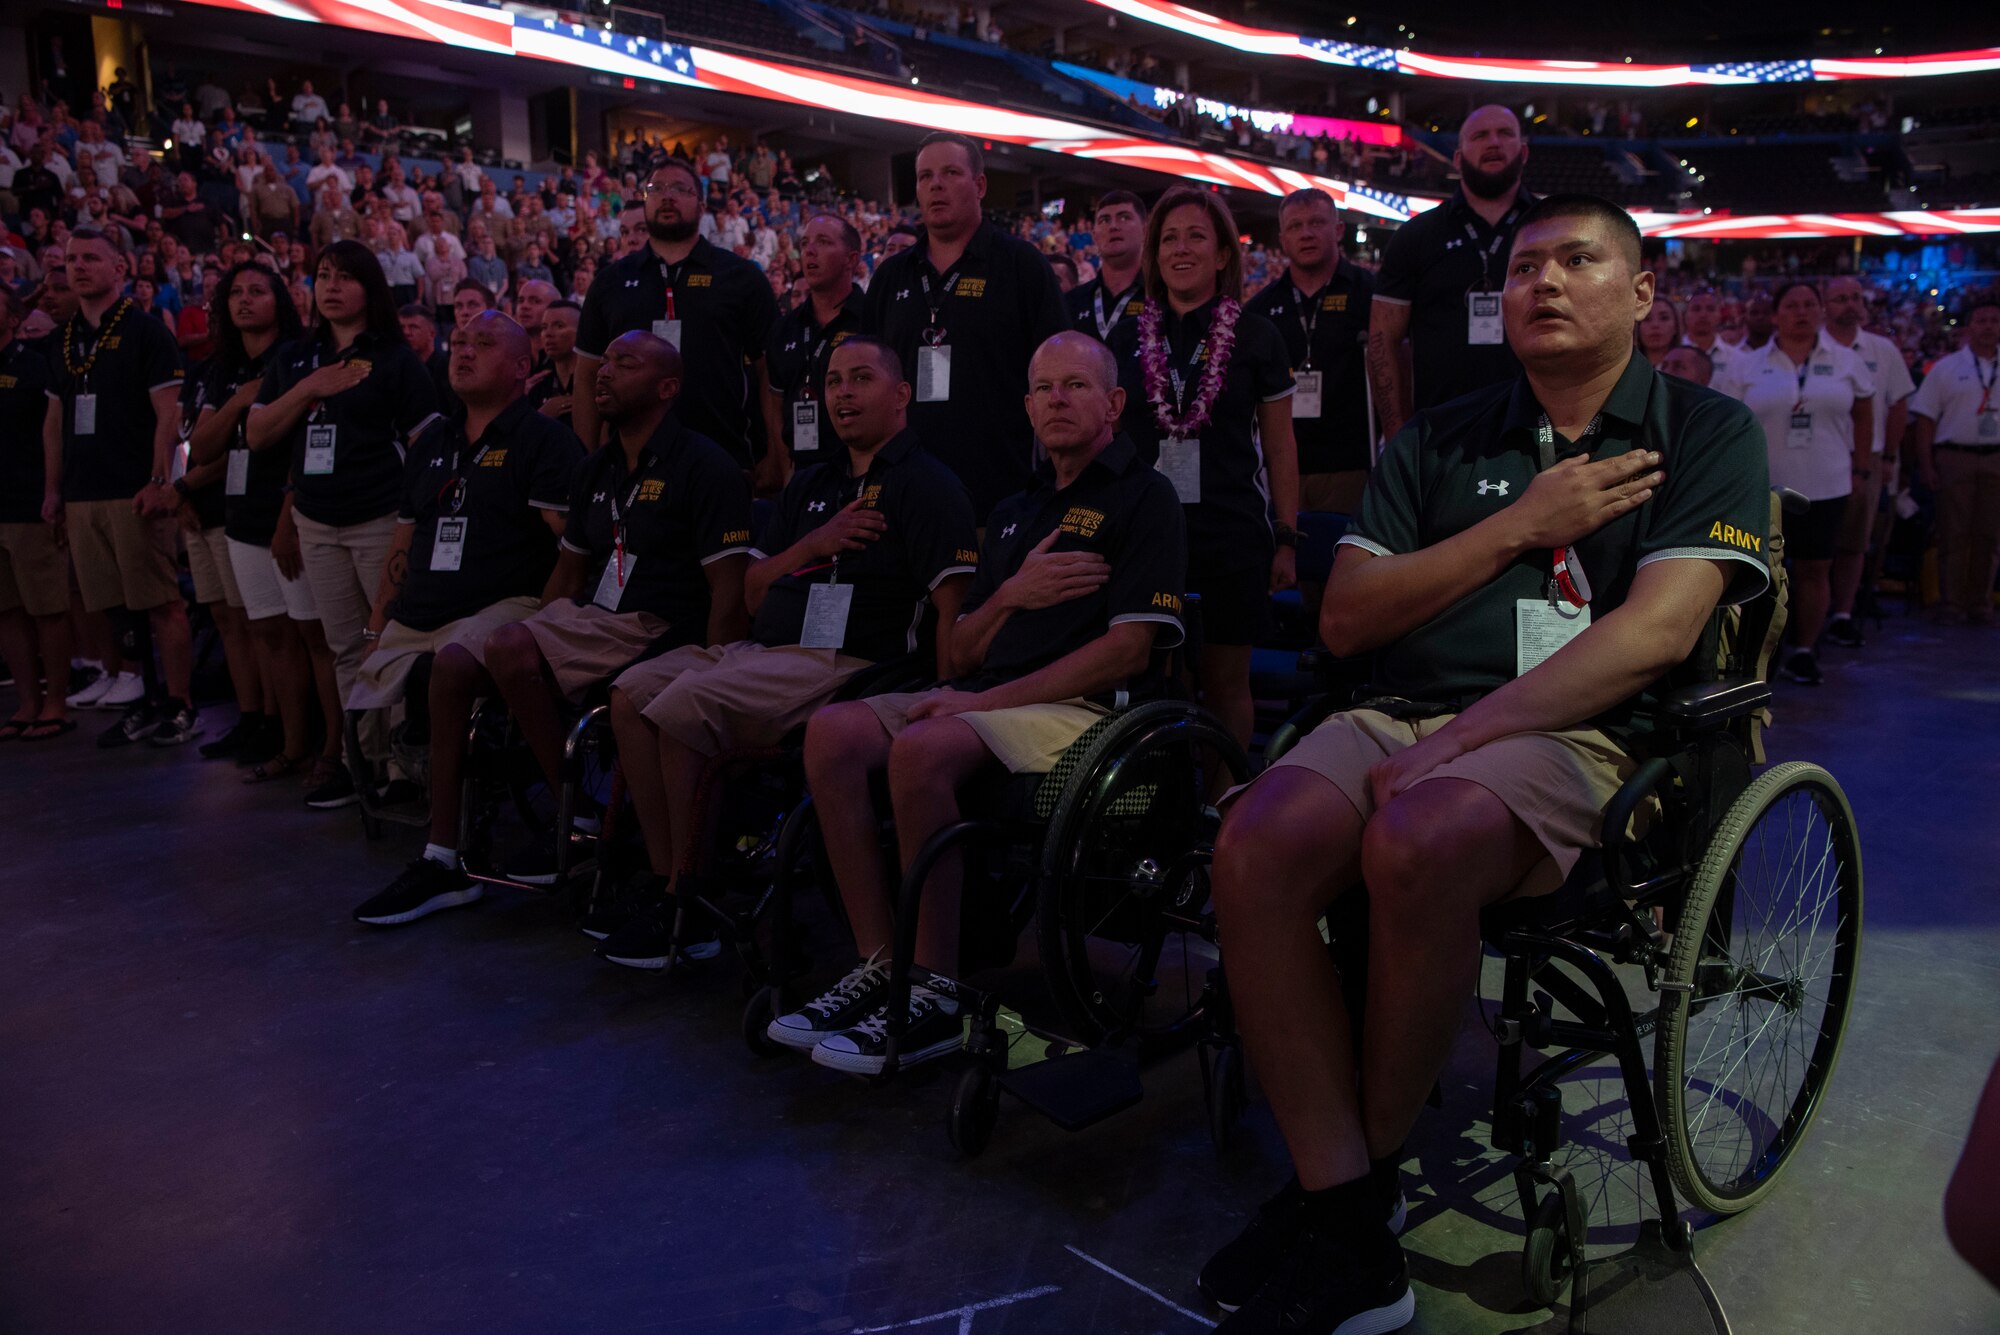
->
[772,331,1186,1075]
[1200,195,1772,1333]
[589,337,979,969]
[353,330,752,926]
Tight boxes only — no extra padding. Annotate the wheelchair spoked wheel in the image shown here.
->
[1656,762,1863,1216]
[1037,702,1250,1050]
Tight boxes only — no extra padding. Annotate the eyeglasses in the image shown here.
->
[643,180,699,198]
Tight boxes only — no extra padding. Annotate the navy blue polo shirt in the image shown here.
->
[1342,351,1771,713]
[392,398,584,632]
[1374,189,1539,412]
[958,433,1186,692]
[1245,259,1376,477]
[0,339,54,522]
[862,221,1071,520]
[750,427,978,661]
[1067,274,1144,343]
[764,286,865,464]
[1109,295,1294,576]
[561,415,754,635]
[48,301,185,503]
[255,330,441,528]
[214,350,289,546]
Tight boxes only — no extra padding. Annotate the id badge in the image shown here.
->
[226,448,250,496]
[74,393,98,436]
[1787,412,1813,450]
[1156,436,1202,503]
[792,399,820,454]
[1980,411,1999,441]
[304,423,337,475]
[430,517,467,571]
[1293,370,1323,420]
[916,344,951,402]
[1516,599,1591,676]
[651,318,683,351]
[592,552,635,611]
[1466,292,1504,345]
[799,580,854,650]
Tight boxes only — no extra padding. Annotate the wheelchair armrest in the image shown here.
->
[1265,693,1338,766]
[1656,678,1772,729]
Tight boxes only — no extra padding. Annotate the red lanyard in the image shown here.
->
[1536,413,1600,610]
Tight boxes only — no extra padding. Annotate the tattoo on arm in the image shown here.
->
[385,551,408,592]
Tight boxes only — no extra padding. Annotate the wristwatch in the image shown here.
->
[1273,522,1300,549]
[172,478,192,499]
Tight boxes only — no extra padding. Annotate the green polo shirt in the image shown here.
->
[1341,350,1770,712]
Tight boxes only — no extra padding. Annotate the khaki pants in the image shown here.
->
[1936,448,2000,619]
[294,511,400,757]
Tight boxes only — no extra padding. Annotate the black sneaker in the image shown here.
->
[199,713,262,760]
[576,872,665,941]
[1824,615,1865,648]
[1200,1172,1409,1314]
[304,765,360,809]
[1783,647,1824,685]
[375,777,425,808]
[148,700,200,747]
[767,951,891,1052]
[595,897,722,969]
[1215,1221,1413,1335]
[97,700,162,748]
[499,843,562,887]
[811,979,964,1076]
[353,856,483,926]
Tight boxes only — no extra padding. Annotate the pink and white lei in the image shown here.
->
[1139,295,1241,439]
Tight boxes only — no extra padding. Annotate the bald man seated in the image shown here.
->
[354,329,752,926]
[769,332,1188,1075]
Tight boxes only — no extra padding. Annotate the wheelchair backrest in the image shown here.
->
[1665,490,1791,761]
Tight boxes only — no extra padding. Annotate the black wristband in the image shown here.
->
[1274,523,1299,549]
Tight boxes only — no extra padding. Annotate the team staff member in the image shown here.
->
[190,261,335,786]
[249,241,442,808]
[40,228,198,748]
[573,158,779,465]
[348,312,584,927]
[525,299,580,427]
[1110,186,1299,752]
[0,286,72,740]
[1369,105,1538,439]
[1066,190,1147,344]
[400,302,456,416]
[1822,275,1914,646]
[1715,281,1871,685]
[863,132,1070,520]
[1910,297,2000,626]
[763,213,865,479]
[1681,286,1735,382]
[1246,188,1376,516]
[595,337,979,969]
[779,332,1186,1074]
[1199,196,1770,1335]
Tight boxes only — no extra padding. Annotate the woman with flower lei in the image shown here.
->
[1109,187,1300,750]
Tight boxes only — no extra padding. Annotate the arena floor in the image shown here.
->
[3,607,1997,1334]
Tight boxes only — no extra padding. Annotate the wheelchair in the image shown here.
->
[1257,496,1862,1321]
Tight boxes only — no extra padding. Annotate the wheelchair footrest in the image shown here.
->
[997,1045,1143,1133]
[1570,1220,1732,1335]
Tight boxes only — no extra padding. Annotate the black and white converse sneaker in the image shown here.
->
[1200,1167,1409,1313]
[766,951,891,1052]
[1215,1212,1413,1335]
[353,857,483,926]
[811,978,964,1076]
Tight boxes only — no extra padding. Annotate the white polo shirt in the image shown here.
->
[1681,334,1735,381]
[1909,346,2000,447]
[1825,327,1915,454]
[1716,333,1874,502]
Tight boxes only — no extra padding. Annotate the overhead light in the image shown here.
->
[1366,96,1379,113]
[1685,116,1699,128]
[1346,14,1357,24]
[163,138,174,149]
[910,75,919,84]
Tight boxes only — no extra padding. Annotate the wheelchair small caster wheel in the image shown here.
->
[1205,1044,1246,1154]
[1521,1190,1576,1307]
[947,1065,1001,1158]
[741,986,784,1059]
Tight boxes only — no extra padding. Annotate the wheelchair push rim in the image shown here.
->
[1656,762,1862,1216]
[1036,701,1249,1050]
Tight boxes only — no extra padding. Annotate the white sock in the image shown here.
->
[422,843,458,867]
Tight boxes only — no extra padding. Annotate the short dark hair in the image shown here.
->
[1049,254,1078,284]
[1093,189,1147,221]
[547,299,583,315]
[1510,193,1642,270]
[1772,280,1821,311]
[806,211,862,253]
[397,302,435,323]
[888,223,920,241]
[452,278,495,306]
[1964,291,2000,319]
[917,131,982,178]
[1278,187,1339,219]
[647,157,700,194]
[827,333,904,382]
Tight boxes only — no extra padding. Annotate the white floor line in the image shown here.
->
[1064,1244,1218,1329]
[851,1284,1063,1334]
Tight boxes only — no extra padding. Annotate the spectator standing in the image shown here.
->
[1910,298,2000,625]
[1822,275,1915,645]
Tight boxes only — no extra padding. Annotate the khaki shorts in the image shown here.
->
[67,499,180,613]
[0,521,68,617]
[1836,465,1886,556]
[614,640,868,757]
[186,526,245,609]
[345,594,543,711]
[1241,708,1636,894]
[227,538,321,623]
[1300,470,1368,517]
[518,597,668,702]
[863,689,1109,775]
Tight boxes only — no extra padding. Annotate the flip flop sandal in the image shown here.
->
[0,718,32,741]
[244,753,308,784]
[19,718,78,741]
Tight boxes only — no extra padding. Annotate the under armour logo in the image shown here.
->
[591,490,607,503]
[624,279,641,288]
[895,289,910,301]
[1477,479,1510,497]
[806,500,828,513]
[1001,522,1019,539]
